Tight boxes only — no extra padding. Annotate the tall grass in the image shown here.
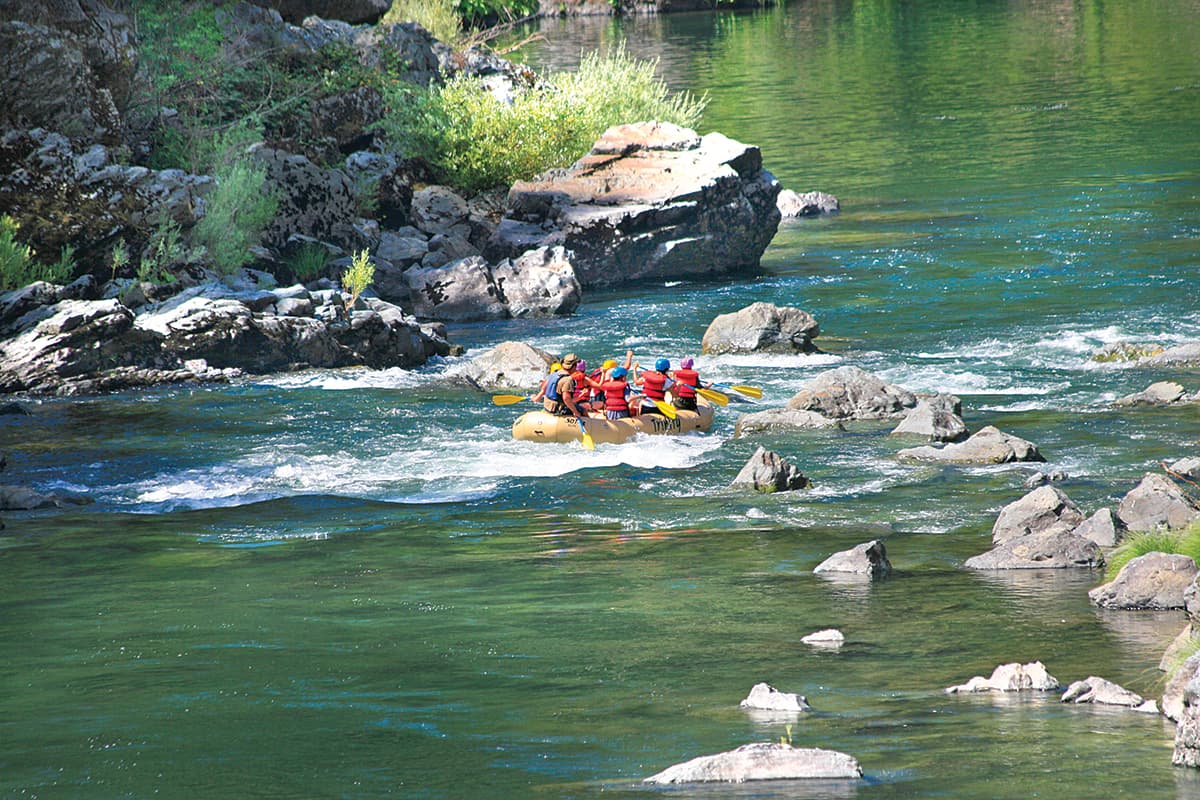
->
[382,0,462,45]
[376,45,708,193]
[1103,520,1200,581]
[0,215,74,290]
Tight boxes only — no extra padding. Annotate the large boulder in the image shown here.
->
[897,425,1044,464]
[701,302,819,355]
[252,145,364,252]
[643,743,862,784]
[1116,473,1200,532]
[458,341,554,391]
[814,539,891,579]
[1072,507,1125,548]
[889,394,967,442]
[489,122,781,289]
[1088,553,1198,610]
[491,246,581,318]
[786,366,916,420]
[991,486,1086,545]
[734,408,843,436]
[730,447,810,493]
[964,530,1102,570]
[945,662,1060,693]
[404,256,507,322]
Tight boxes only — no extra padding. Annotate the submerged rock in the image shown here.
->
[814,540,891,579]
[0,484,91,510]
[945,661,1060,693]
[786,366,916,420]
[1023,469,1069,490]
[701,302,820,355]
[739,682,811,712]
[731,447,810,493]
[897,425,1044,464]
[643,742,862,784]
[1116,473,1200,532]
[1088,553,1198,610]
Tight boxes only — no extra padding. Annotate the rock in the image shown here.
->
[814,539,891,578]
[739,682,811,712]
[1162,626,1198,672]
[1146,342,1200,367]
[701,302,820,355]
[1116,473,1200,532]
[248,0,390,25]
[491,246,582,318]
[734,408,844,436]
[459,341,554,390]
[643,742,862,784]
[0,484,91,510]
[252,145,363,253]
[376,230,429,267]
[0,402,32,415]
[490,122,780,289]
[0,281,61,336]
[1165,653,1200,722]
[419,232,479,268]
[945,662,1060,693]
[786,366,916,420]
[1023,469,1068,489]
[991,486,1086,545]
[1172,458,1200,482]
[801,629,845,648]
[1088,553,1198,610]
[1060,676,1147,708]
[404,256,507,322]
[964,529,1102,570]
[1174,674,1200,767]
[1072,508,1125,548]
[777,189,839,218]
[411,185,472,240]
[1115,381,1191,406]
[890,394,967,442]
[275,297,314,317]
[897,425,1045,464]
[1091,341,1165,362]
[731,447,810,493]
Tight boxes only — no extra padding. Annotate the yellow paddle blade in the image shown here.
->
[729,384,763,399]
[492,394,528,405]
[577,418,596,450]
[653,399,678,420]
[697,387,729,406]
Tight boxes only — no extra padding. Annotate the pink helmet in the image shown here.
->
[681,357,694,369]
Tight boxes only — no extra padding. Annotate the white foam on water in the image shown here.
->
[877,364,1071,396]
[260,366,430,391]
[698,353,844,370]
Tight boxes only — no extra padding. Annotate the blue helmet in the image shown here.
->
[611,367,628,379]
[655,358,670,372]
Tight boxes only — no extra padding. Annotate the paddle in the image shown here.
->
[492,394,529,405]
[629,392,677,420]
[714,383,763,399]
[577,418,595,450]
[678,384,729,406]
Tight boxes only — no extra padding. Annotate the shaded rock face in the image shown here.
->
[991,486,1086,545]
[945,662,1060,693]
[777,189,839,218]
[252,145,364,253]
[0,2,136,146]
[643,742,862,784]
[739,683,811,713]
[730,446,810,493]
[1117,473,1200,532]
[457,341,553,391]
[963,530,1101,570]
[786,366,916,420]
[897,425,1044,464]
[1089,553,1198,610]
[1174,675,1200,767]
[701,302,819,355]
[491,246,582,318]
[247,0,390,24]
[734,408,843,437]
[890,394,967,442]
[814,539,891,579]
[489,122,781,289]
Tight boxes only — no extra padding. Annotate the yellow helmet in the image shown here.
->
[550,362,562,372]
[602,359,617,369]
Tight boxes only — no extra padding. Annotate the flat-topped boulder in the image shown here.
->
[488,122,781,289]
[786,366,916,420]
[701,302,820,354]
[897,425,1044,464]
[964,530,1101,570]
[1088,552,1198,610]
[644,742,862,784]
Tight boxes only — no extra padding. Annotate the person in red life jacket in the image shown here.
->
[534,353,582,417]
[635,357,674,416]
[669,356,708,411]
[599,366,632,420]
[570,359,593,413]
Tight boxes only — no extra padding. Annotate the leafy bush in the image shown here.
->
[383,0,461,44]
[288,244,331,283]
[193,152,279,276]
[139,218,192,284]
[341,250,375,309]
[1103,520,1200,581]
[0,215,75,290]
[376,45,707,193]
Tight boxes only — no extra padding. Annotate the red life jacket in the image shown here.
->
[674,368,699,398]
[571,370,589,403]
[602,380,629,413]
[641,370,668,401]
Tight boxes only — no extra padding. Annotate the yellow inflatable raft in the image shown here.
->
[512,400,715,445]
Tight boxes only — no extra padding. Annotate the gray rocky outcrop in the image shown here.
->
[945,662,1060,693]
[734,408,843,436]
[643,742,862,784]
[786,366,916,420]
[991,486,1086,545]
[731,447,810,493]
[491,246,582,318]
[1116,473,1200,532]
[1061,676,1153,710]
[701,302,820,355]
[1174,675,1200,767]
[739,683,811,712]
[964,530,1102,570]
[489,122,781,289]
[777,189,839,218]
[897,425,1044,464]
[814,539,891,578]
[1089,553,1198,610]
[0,484,92,510]
[1115,381,1195,406]
[890,394,967,442]
[252,145,364,253]
[247,0,390,24]
[1072,507,1124,547]
[458,341,554,391]
[1165,653,1200,722]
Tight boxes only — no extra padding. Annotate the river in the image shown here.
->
[3,0,1200,797]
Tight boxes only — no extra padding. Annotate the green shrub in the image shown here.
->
[110,240,130,281]
[383,0,462,44]
[193,154,279,276]
[376,45,707,193]
[139,217,190,284]
[0,215,76,290]
[1103,520,1200,582]
[341,250,375,309]
[288,244,331,283]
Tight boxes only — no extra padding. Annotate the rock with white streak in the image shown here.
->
[739,682,811,712]
[643,742,862,784]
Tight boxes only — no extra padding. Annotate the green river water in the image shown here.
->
[3,0,1200,797]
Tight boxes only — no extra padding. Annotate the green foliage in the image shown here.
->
[383,0,462,44]
[193,151,279,276]
[110,241,130,281]
[456,0,539,26]
[376,45,707,193]
[288,244,331,283]
[1103,520,1200,582]
[139,218,189,284]
[0,215,75,290]
[1163,633,1200,682]
[341,250,375,308]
